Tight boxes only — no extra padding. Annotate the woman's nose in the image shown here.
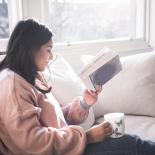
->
[49,53,53,60]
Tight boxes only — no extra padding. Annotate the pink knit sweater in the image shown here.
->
[0,69,88,155]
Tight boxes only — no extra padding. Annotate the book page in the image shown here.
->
[80,53,116,76]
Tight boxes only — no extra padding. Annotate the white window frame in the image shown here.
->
[43,0,152,68]
[26,0,152,53]
[1,0,152,61]
[0,0,23,53]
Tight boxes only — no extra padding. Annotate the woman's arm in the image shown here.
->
[6,110,86,155]
[62,89,100,125]
[62,96,89,125]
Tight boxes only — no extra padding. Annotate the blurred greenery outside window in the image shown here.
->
[47,0,137,43]
[0,0,9,39]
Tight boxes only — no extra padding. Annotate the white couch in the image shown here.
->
[1,51,155,141]
[44,51,155,141]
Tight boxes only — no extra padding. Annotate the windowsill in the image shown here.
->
[0,38,153,72]
[52,38,153,72]
[0,38,153,54]
[53,38,153,55]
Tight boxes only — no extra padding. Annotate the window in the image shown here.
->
[2,0,151,71]
[0,0,23,52]
[0,0,9,39]
[47,0,143,43]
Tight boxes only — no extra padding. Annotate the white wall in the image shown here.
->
[150,0,155,49]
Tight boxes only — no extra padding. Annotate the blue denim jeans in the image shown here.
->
[83,134,155,155]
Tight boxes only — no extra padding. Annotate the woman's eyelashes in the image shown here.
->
[47,48,52,53]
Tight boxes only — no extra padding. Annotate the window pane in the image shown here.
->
[0,0,9,39]
[48,0,136,43]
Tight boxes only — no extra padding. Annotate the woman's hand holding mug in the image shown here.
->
[86,121,112,144]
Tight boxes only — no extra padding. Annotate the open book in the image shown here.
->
[79,47,122,91]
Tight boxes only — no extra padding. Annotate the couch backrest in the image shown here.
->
[93,51,155,118]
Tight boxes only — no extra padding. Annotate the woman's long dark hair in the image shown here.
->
[0,19,53,86]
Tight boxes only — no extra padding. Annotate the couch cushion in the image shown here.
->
[92,51,155,118]
[95,115,155,141]
[44,54,95,130]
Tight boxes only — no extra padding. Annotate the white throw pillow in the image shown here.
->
[44,54,95,129]
[82,52,155,118]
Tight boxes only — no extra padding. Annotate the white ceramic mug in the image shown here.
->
[104,112,125,138]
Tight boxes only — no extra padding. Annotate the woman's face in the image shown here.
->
[34,39,53,71]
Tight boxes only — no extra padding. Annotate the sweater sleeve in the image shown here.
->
[6,112,86,155]
[62,96,89,125]
[4,76,86,155]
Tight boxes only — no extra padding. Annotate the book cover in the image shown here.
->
[79,48,122,91]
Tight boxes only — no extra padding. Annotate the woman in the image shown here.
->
[0,19,154,155]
